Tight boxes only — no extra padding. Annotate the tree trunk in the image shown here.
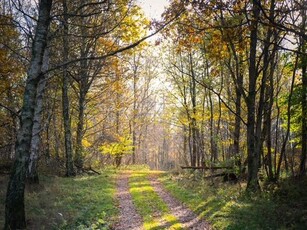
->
[132,123,136,164]
[74,4,90,169]
[299,4,307,176]
[189,52,199,167]
[4,0,52,228]
[6,89,18,159]
[26,78,46,184]
[263,72,275,181]
[45,112,52,162]
[300,49,307,176]
[132,60,137,164]
[218,7,244,164]
[52,110,60,161]
[62,0,75,177]
[209,90,218,163]
[75,89,85,169]
[261,0,276,181]
[276,25,299,181]
[26,49,49,184]
[233,74,242,158]
[115,154,123,168]
[246,0,261,192]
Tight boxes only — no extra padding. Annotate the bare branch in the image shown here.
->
[45,9,184,74]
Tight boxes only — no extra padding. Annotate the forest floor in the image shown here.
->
[114,171,211,230]
[0,167,307,229]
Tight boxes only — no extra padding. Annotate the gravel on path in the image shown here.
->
[114,172,143,230]
[149,175,212,230]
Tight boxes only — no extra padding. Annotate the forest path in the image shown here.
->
[114,172,144,230]
[114,171,211,230]
[149,175,211,230]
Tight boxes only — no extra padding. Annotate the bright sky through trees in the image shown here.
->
[137,0,169,19]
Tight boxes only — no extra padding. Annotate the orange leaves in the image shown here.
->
[174,25,205,53]
[206,30,230,60]
[97,37,118,55]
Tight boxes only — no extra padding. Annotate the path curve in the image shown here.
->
[149,175,212,230]
[114,172,143,230]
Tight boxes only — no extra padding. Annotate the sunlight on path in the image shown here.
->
[114,173,143,230]
[149,174,212,230]
[114,171,211,230]
[128,171,182,229]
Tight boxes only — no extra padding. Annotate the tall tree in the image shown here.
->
[299,1,307,176]
[26,50,49,184]
[62,0,75,177]
[4,0,53,228]
[246,0,261,192]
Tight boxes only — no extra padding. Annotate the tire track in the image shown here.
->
[149,175,212,230]
[114,172,144,230]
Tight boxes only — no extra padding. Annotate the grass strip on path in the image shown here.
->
[128,170,183,230]
[115,172,143,230]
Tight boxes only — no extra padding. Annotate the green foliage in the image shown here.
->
[279,85,303,146]
[99,133,133,156]
[118,4,149,43]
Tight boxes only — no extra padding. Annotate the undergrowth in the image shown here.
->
[159,172,307,230]
[0,170,118,229]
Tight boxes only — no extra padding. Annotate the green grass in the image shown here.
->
[0,170,118,229]
[159,173,307,230]
[2,167,305,230]
[128,171,183,230]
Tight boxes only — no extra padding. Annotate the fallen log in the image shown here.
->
[203,173,226,179]
[180,166,204,170]
[180,166,233,170]
[75,164,101,175]
[204,172,238,182]
[87,167,101,175]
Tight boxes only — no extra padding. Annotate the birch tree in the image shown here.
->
[5,0,53,228]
